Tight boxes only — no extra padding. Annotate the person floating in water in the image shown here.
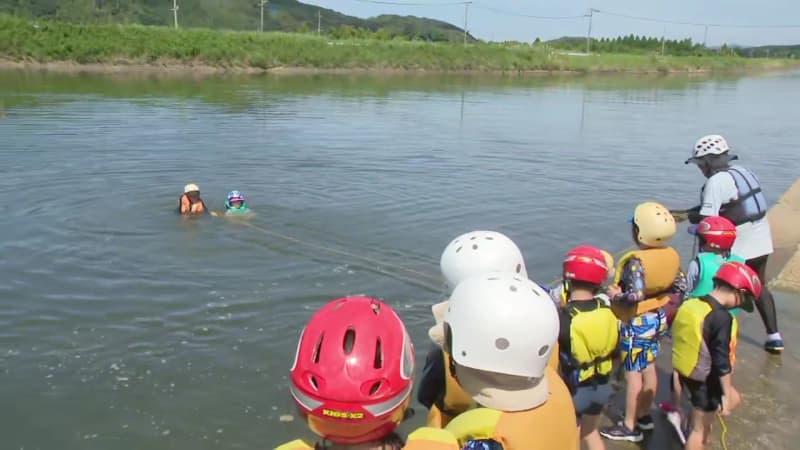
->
[178,183,207,215]
[224,190,250,216]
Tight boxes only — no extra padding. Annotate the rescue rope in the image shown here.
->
[218,215,444,293]
[717,413,729,450]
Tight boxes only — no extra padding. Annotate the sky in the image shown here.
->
[301,0,800,47]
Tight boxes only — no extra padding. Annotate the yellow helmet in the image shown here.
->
[633,202,676,247]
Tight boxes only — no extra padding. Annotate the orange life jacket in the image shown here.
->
[611,247,681,322]
[179,194,206,215]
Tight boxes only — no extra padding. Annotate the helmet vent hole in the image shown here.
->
[309,375,319,391]
[373,339,383,369]
[343,329,356,355]
[312,333,324,363]
[470,236,477,240]
[472,244,478,250]
[538,345,549,357]
[485,236,494,240]
[455,246,463,253]
[515,263,522,273]
[531,287,541,296]
[495,338,510,350]
[370,302,381,315]
[368,381,382,396]
[509,285,518,292]
[461,350,467,357]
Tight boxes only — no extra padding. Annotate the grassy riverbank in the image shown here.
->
[1,15,798,74]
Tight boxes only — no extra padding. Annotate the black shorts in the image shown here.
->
[680,374,723,412]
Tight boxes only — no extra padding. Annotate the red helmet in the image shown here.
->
[289,296,414,444]
[694,216,737,250]
[714,262,762,309]
[563,245,609,285]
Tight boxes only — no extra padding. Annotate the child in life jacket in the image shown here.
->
[418,231,560,428]
[660,215,743,442]
[440,272,578,450]
[275,296,461,450]
[671,262,761,450]
[550,249,616,309]
[559,246,620,450]
[600,202,687,443]
[224,190,251,216]
[178,183,207,215]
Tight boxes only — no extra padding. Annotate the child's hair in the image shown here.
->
[568,279,602,294]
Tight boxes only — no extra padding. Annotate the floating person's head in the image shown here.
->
[289,296,414,445]
[225,190,245,209]
[685,134,737,178]
[184,183,200,199]
[631,202,676,249]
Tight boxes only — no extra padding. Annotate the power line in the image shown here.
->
[472,3,586,20]
[594,9,800,29]
[348,0,468,6]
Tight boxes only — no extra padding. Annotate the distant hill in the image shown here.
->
[738,45,799,58]
[0,0,475,42]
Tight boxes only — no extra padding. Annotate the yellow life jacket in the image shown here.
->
[443,367,578,450]
[672,296,739,381]
[565,300,619,383]
[402,427,460,450]
[426,343,560,428]
[273,439,312,450]
[611,247,680,322]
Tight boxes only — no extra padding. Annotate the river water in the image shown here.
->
[1,70,799,450]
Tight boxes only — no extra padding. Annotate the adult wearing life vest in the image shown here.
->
[672,262,761,450]
[178,183,207,215]
[601,202,687,443]
[683,134,782,353]
[559,246,619,450]
[276,296,453,450]
[419,231,561,429]
[441,272,578,450]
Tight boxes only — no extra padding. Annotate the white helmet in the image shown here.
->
[686,134,730,164]
[444,272,558,379]
[440,231,527,292]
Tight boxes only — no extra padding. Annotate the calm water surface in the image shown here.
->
[1,70,799,449]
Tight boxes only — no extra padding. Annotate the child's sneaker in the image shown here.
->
[600,423,643,442]
[636,414,655,431]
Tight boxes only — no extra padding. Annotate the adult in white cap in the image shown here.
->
[683,134,782,353]
[178,183,207,215]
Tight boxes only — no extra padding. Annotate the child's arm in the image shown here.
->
[707,310,740,413]
[684,259,699,297]
[611,258,647,305]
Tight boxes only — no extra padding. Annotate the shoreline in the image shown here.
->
[767,177,800,292]
[0,58,790,78]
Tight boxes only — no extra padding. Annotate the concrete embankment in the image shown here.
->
[766,177,800,292]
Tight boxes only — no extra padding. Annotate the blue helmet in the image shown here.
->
[227,190,245,203]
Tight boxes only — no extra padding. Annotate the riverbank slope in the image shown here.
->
[2,15,799,75]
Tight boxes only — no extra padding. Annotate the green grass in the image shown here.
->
[1,15,798,73]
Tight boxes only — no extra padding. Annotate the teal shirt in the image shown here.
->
[224,201,250,216]
[688,252,746,315]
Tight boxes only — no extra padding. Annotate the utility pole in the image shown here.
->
[463,2,471,46]
[703,24,708,48]
[260,0,268,33]
[586,8,597,54]
[171,0,179,29]
[661,27,666,56]
[317,10,321,35]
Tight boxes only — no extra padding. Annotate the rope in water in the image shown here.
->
[233,218,444,293]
